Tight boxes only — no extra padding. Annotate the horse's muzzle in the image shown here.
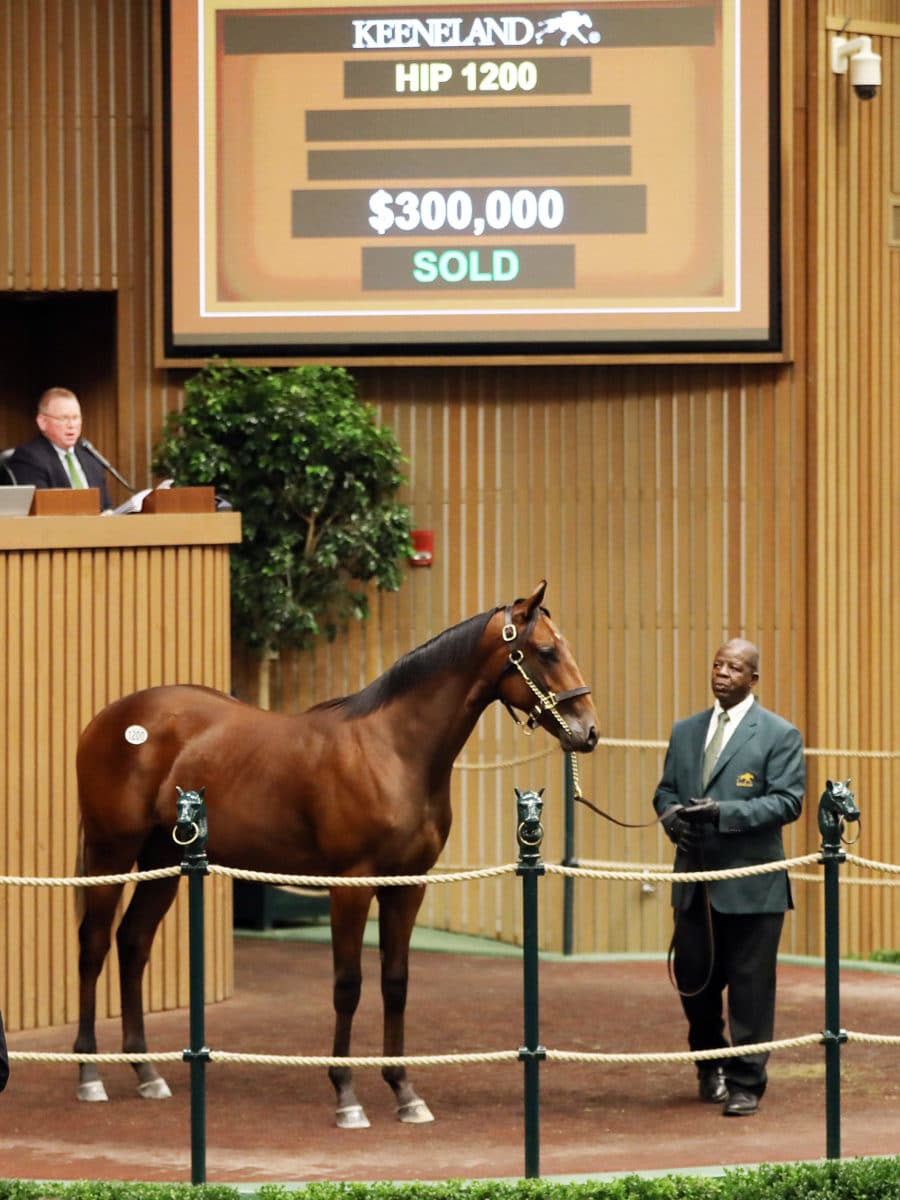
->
[559,716,599,753]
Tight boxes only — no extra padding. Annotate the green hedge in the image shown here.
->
[3,1160,900,1200]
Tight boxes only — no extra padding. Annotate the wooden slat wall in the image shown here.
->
[235,356,813,955]
[2,0,898,1032]
[810,3,900,958]
[0,532,234,1034]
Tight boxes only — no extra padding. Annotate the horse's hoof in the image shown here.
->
[77,1079,109,1102]
[335,1103,370,1129]
[397,1098,435,1124]
[137,1077,172,1100]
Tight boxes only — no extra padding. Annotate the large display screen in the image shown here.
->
[161,0,781,362]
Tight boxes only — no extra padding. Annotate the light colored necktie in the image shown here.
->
[702,710,729,789]
[65,449,84,488]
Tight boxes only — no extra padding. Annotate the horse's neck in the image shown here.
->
[380,667,497,772]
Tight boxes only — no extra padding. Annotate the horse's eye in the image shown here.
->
[537,645,559,663]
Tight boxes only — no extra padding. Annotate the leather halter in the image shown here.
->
[498,605,591,734]
[499,605,658,827]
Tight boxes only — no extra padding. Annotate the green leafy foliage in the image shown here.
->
[5,1160,900,1200]
[152,363,413,654]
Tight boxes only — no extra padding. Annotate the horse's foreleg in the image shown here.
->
[116,873,181,1098]
[74,881,124,1102]
[377,882,433,1124]
[328,884,374,1129]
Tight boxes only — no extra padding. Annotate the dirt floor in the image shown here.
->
[2,933,899,1185]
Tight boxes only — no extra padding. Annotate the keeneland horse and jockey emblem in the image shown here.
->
[535,11,601,45]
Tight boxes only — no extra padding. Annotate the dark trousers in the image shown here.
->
[672,889,784,1096]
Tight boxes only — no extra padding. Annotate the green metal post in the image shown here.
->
[817,779,858,1161]
[516,786,546,1180]
[174,788,211,1186]
[562,754,575,955]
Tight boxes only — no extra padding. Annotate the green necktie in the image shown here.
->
[65,449,84,488]
[702,710,729,790]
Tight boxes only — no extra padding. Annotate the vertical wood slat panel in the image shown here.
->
[0,527,235,1033]
[258,351,810,957]
[813,11,900,959]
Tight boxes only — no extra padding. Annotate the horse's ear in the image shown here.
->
[525,580,547,617]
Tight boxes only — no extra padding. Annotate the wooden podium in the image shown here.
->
[0,511,241,1032]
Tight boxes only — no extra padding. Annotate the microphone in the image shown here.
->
[79,438,136,493]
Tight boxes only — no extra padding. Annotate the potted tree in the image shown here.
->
[153,362,413,699]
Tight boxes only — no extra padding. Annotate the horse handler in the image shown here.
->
[652,638,805,1117]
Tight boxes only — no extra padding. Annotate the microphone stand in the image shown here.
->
[79,438,137,494]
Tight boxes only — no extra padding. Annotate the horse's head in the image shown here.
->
[492,581,599,753]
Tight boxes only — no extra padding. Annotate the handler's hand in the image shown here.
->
[660,806,703,851]
[682,799,720,826]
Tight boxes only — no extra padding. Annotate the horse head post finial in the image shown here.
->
[173,786,208,862]
[818,778,861,850]
[515,787,545,865]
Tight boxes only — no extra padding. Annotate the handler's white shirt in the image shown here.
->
[705,692,756,754]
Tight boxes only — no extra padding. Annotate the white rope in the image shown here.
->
[545,853,822,884]
[546,1033,825,1064]
[9,1051,184,1064]
[208,863,518,887]
[5,852,892,892]
[845,852,900,875]
[575,859,899,889]
[593,736,900,759]
[8,1033,834,1070]
[0,866,182,888]
[846,1031,900,1046]
[455,747,555,771]
[210,1050,519,1068]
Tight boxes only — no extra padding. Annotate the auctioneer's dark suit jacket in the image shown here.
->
[653,699,805,914]
[7,434,112,510]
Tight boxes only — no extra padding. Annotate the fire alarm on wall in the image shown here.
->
[409,530,434,567]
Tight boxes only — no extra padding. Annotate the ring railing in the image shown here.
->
[4,780,898,1184]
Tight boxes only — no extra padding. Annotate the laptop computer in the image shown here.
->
[0,485,36,516]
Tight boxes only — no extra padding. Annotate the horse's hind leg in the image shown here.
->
[74,879,127,1101]
[328,884,374,1129]
[377,883,433,1124]
[116,863,181,1098]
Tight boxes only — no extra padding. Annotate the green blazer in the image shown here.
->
[653,700,805,914]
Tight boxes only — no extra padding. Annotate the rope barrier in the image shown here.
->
[9,1051,184,1064]
[23,1029,896,1070]
[5,851,900,891]
[4,820,898,1184]
[545,854,822,884]
[588,736,900,759]
[0,866,182,887]
[573,857,900,888]
[4,1033,827,1069]
[845,852,900,875]
[208,863,518,887]
[455,746,555,771]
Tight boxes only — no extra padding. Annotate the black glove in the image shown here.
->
[681,799,720,826]
[660,805,702,851]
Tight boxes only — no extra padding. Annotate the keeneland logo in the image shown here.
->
[351,9,602,49]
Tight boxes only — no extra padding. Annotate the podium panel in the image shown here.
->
[0,513,241,1032]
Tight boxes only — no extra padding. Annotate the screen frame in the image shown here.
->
[156,0,787,367]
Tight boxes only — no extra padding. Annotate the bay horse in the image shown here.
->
[73,581,598,1127]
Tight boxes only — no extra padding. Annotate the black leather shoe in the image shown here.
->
[723,1088,759,1116]
[698,1066,727,1104]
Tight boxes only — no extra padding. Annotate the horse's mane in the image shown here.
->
[313,606,501,717]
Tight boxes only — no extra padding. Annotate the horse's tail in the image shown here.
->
[73,817,86,924]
